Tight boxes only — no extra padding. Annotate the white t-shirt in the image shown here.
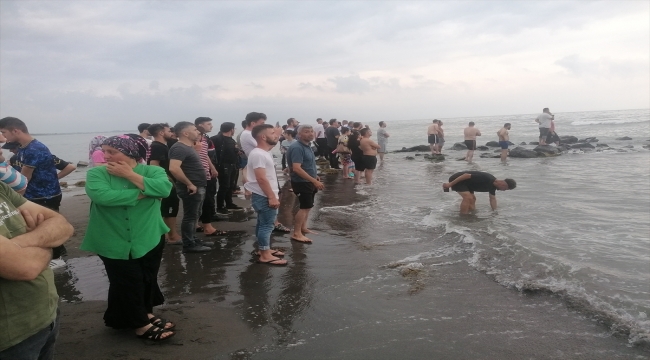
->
[240,130,257,157]
[313,124,325,139]
[536,113,553,128]
[243,148,279,197]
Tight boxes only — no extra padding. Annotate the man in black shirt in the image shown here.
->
[443,171,516,214]
[148,123,182,244]
[325,119,341,169]
[210,122,240,213]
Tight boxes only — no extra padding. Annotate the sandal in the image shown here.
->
[205,230,228,236]
[273,224,291,233]
[137,326,175,341]
[250,249,285,257]
[196,227,204,233]
[149,316,176,330]
[256,258,288,266]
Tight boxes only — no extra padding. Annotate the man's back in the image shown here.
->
[464,127,481,140]
[536,113,553,128]
[325,127,339,148]
[313,124,325,138]
[427,124,439,135]
[16,140,60,200]
[240,130,257,157]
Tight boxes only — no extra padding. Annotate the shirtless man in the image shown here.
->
[497,123,511,163]
[427,120,441,154]
[463,122,481,162]
[359,128,380,185]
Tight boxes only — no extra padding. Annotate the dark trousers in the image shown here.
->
[30,194,65,259]
[177,186,205,247]
[316,138,329,159]
[216,164,237,209]
[99,237,165,329]
[0,309,60,360]
[328,145,340,169]
[281,153,287,170]
[199,178,217,224]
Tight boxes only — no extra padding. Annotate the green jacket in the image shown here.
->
[81,164,172,260]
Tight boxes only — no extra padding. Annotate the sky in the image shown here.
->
[1,1,648,133]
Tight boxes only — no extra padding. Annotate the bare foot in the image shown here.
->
[290,235,313,243]
[135,324,174,339]
[168,234,181,242]
[303,229,318,235]
[202,224,217,233]
[257,256,288,265]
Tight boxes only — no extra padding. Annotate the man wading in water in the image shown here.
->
[443,171,516,214]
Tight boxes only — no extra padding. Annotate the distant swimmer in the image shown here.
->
[443,171,516,214]
[497,123,511,163]
[427,119,441,154]
[463,122,481,162]
[535,108,554,145]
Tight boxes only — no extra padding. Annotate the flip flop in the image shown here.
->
[290,237,312,244]
[149,316,176,330]
[205,230,228,236]
[273,224,291,233]
[256,258,288,266]
[136,326,175,341]
[250,249,285,257]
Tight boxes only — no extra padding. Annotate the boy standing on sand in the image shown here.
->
[463,122,481,162]
[497,123,511,163]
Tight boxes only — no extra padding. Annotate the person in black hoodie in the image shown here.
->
[211,122,241,214]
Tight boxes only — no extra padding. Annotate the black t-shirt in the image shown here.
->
[449,171,497,195]
[210,134,238,166]
[148,141,173,179]
[169,142,207,188]
[325,127,340,148]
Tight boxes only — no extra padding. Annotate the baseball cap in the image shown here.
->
[1,142,20,150]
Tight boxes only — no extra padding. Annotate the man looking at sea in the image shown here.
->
[535,108,554,145]
[463,121,481,163]
[443,171,516,214]
[427,120,441,154]
[497,123,511,163]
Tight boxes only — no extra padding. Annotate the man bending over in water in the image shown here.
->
[443,171,516,214]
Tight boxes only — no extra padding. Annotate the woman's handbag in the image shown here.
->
[336,142,351,154]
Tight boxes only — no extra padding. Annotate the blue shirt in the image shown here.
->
[286,140,317,183]
[15,139,61,200]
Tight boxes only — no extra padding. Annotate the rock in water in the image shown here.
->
[485,141,500,147]
[509,147,539,158]
[519,142,527,145]
[60,182,68,188]
[480,153,500,158]
[77,161,89,167]
[529,142,539,145]
[622,145,634,149]
[596,143,609,148]
[450,142,468,150]
[394,145,430,153]
[570,143,595,149]
[405,156,415,160]
[580,137,599,143]
[533,145,562,156]
[424,154,445,161]
[414,153,422,156]
[616,136,633,140]
[74,181,86,187]
[476,146,489,151]
[559,136,579,144]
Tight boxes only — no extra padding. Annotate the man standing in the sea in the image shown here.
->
[443,171,516,214]
[497,123,511,163]
[427,120,441,154]
[463,121,481,162]
[535,108,554,146]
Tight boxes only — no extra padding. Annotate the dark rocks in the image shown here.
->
[74,181,86,187]
[579,137,599,143]
[424,154,445,161]
[616,137,632,140]
[529,142,539,145]
[77,161,89,167]
[450,142,468,151]
[570,143,595,149]
[559,136,579,144]
[534,145,562,156]
[480,153,500,159]
[622,145,634,149]
[596,143,609,148]
[395,145,430,152]
[509,147,539,158]
[476,146,489,151]
[520,142,527,145]
[405,156,415,160]
[414,153,423,156]
[485,141,500,147]
[60,182,68,188]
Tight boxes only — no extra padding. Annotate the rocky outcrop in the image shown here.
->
[476,146,489,151]
[424,154,445,161]
[394,145,430,152]
[534,145,562,156]
[485,141,500,147]
[77,161,89,167]
[596,143,609,148]
[616,137,632,140]
[571,143,595,149]
[559,136,579,144]
[519,142,527,145]
[579,137,599,143]
[450,142,468,150]
[509,147,539,158]
[405,156,415,160]
[480,153,500,158]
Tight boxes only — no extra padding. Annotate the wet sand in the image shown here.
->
[54,179,650,359]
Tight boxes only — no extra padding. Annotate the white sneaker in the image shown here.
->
[49,258,66,270]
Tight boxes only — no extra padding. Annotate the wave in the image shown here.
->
[571,118,650,126]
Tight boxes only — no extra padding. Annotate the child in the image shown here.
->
[0,149,27,194]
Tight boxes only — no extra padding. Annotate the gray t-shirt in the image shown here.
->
[169,142,207,189]
[286,140,317,183]
[377,128,388,145]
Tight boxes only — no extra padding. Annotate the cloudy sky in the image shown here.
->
[1,1,648,133]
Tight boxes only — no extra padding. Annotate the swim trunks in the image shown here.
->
[464,140,477,150]
[539,127,550,138]
[291,181,317,209]
[499,141,509,150]
[428,134,438,144]
[362,155,377,170]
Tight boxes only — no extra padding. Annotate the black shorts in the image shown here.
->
[451,182,474,194]
[291,181,317,209]
[464,140,477,150]
[428,134,439,144]
[362,155,377,170]
[160,185,180,217]
[352,152,365,171]
[539,128,550,138]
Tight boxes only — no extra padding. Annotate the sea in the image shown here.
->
[44,108,650,352]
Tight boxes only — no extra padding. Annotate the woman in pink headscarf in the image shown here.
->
[89,135,107,166]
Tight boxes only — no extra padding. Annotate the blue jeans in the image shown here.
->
[251,193,278,251]
[176,185,206,248]
[0,309,60,360]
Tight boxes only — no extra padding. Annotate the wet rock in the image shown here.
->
[394,145,430,152]
[622,145,634,149]
[529,142,539,145]
[616,136,632,140]
[596,143,609,147]
[485,141,500,147]
[578,137,599,143]
[449,142,468,150]
[405,156,415,160]
[414,153,423,156]
[476,146,489,151]
[480,153,500,158]
[74,181,86,187]
[519,142,527,145]
[424,154,445,161]
[77,161,89,167]
[60,182,68,188]
[534,145,562,156]
[559,136,579,144]
[643,145,650,149]
[571,143,595,149]
[509,147,539,158]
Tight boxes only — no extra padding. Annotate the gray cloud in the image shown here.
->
[328,75,371,94]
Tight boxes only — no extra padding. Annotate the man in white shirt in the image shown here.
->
[313,118,328,160]
[240,112,267,157]
[535,108,554,145]
[244,124,287,266]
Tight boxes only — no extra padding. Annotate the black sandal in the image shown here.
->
[137,326,175,341]
[150,316,176,330]
[273,223,291,233]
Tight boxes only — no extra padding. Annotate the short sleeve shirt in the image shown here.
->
[169,142,207,189]
[148,141,173,179]
[377,128,387,144]
[16,140,61,200]
[243,148,279,197]
[536,113,553,128]
[449,171,497,195]
[325,127,340,148]
[240,130,257,157]
[286,140,317,183]
[52,155,70,171]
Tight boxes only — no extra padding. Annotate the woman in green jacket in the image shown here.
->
[81,135,175,341]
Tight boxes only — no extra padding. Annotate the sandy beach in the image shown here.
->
[53,175,650,360]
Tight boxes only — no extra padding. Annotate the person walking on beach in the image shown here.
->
[169,122,212,253]
[287,125,324,243]
[427,120,441,154]
[359,128,380,185]
[497,123,511,163]
[0,182,74,359]
[211,122,240,214]
[0,117,67,268]
[463,122,481,162]
[195,117,223,236]
[443,171,516,214]
[313,118,328,160]
[244,124,288,266]
[376,121,389,161]
[147,123,182,244]
[82,135,175,341]
[535,108,554,146]
[326,119,341,170]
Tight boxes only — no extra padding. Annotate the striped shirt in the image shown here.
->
[0,161,28,193]
[199,134,211,180]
